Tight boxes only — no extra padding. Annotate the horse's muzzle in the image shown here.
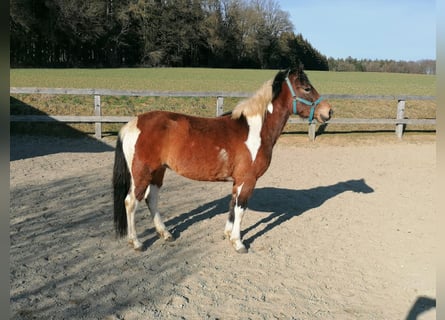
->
[323,109,333,122]
[318,108,333,123]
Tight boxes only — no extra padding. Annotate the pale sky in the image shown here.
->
[279,0,436,61]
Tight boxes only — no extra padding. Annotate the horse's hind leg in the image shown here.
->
[126,163,153,251]
[125,187,145,251]
[145,168,174,242]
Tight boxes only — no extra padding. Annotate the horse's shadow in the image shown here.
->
[405,296,436,320]
[142,178,374,249]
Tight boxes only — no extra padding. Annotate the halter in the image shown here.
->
[284,76,323,123]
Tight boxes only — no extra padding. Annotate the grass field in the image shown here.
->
[10,68,436,136]
[10,68,436,95]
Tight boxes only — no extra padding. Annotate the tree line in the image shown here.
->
[10,0,328,70]
[10,0,434,74]
[328,57,436,74]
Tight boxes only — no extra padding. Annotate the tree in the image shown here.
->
[10,0,334,70]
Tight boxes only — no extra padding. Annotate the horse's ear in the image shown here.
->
[288,59,304,72]
[285,68,291,77]
[273,69,287,100]
[275,69,288,82]
[298,62,305,72]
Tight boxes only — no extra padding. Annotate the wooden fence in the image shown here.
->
[10,87,435,140]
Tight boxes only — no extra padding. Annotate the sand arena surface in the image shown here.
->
[10,134,435,319]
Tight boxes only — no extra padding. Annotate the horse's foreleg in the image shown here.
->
[224,202,234,239]
[230,204,248,253]
[226,181,253,254]
[125,188,143,251]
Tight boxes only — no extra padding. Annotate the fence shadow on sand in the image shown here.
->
[10,97,114,161]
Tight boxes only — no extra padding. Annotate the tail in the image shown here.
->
[113,133,131,238]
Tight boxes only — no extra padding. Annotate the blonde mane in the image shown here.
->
[231,79,273,120]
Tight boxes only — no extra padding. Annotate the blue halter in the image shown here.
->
[284,76,323,123]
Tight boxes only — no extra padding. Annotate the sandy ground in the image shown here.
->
[10,133,436,320]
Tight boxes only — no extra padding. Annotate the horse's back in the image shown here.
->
[134,110,243,140]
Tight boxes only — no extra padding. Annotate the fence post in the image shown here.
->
[94,95,102,139]
[216,96,224,116]
[308,121,316,141]
[395,99,406,139]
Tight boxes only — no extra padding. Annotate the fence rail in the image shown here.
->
[10,87,436,140]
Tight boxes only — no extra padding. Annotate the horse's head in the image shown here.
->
[272,66,333,123]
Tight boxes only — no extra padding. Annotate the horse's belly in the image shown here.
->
[172,161,232,182]
[167,146,233,182]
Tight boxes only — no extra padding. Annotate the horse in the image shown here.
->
[112,66,333,253]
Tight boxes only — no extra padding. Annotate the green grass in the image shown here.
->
[10,68,277,93]
[307,71,435,96]
[10,68,436,96]
[10,68,436,136]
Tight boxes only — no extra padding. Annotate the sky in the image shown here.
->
[279,0,436,61]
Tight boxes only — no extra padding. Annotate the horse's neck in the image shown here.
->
[261,102,290,149]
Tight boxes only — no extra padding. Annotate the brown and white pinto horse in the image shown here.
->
[113,67,332,253]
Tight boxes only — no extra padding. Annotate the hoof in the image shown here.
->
[236,246,248,254]
[159,231,175,242]
[231,239,248,253]
[128,239,143,251]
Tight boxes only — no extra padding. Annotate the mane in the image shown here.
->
[231,79,273,120]
[272,66,310,101]
[230,66,309,121]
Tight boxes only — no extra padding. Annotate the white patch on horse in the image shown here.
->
[224,220,233,238]
[121,118,141,173]
[267,102,274,113]
[218,148,229,163]
[124,189,143,250]
[143,184,151,200]
[215,147,231,180]
[237,183,244,197]
[245,114,262,162]
[230,204,246,252]
[235,182,244,206]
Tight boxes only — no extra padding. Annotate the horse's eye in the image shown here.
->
[304,87,312,93]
